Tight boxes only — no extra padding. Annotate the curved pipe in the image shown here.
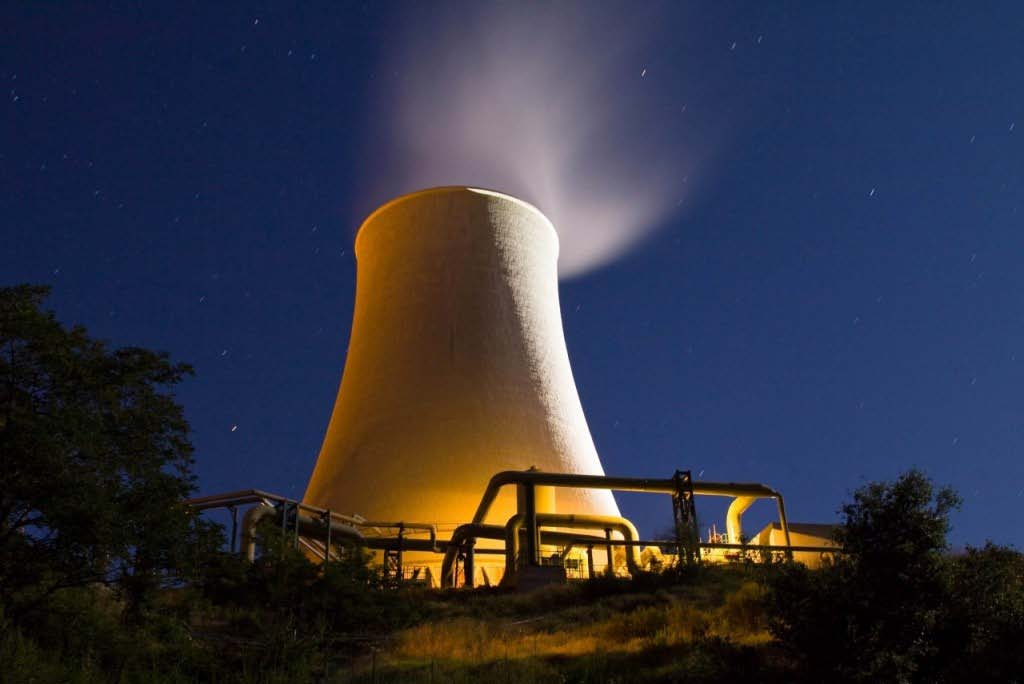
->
[726,496,758,543]
[439,523,611,586]
[449,523,508,545]
[440,524,511,586]
[241,504,277,561]
[725,495,792,549]
[504,513,644,580]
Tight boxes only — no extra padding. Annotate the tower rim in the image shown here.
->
[354,186,557,257]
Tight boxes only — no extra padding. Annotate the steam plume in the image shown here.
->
[366,3,721,278]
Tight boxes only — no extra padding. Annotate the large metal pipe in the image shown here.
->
[443,469,790,586]
[442,524,507,588]
[469,470,784,525]
[446,524,508,548]
[241,504,276,561]
[718,495,791,551]
[503,513,645,580]
[726,496,758,543]
[359,521,437,548]
[441,522,609,587]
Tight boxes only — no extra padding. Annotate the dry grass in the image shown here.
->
[387,579,769,666]
[328,569,784,683]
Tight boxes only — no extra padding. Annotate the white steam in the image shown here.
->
[367,3,722,278]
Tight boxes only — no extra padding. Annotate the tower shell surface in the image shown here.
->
[304,187,620,529]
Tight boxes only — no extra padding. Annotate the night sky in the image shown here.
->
[4,3,1023,548]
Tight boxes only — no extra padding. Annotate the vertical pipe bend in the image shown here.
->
[241,504,278,562]
[504,513,645,581]
[725,496,758,544]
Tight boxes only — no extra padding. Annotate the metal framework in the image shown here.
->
[185,469,831,589]
[671,470,700,565]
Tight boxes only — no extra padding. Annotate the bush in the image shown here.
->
[766,470,1024,683]
[935,542,1024,681]
[767,470,960,682]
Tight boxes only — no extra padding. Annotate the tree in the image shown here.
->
[0,284,217,621]
[936,542,1024,681]
[767,469,960,683]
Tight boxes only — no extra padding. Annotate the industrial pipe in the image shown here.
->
[470,470,784,525]
[440,522,609,587]
[726,496,757,543]
[241,504,276,561]
[504,513,645,580]
[444,469,791,586]
[359,521,437,547]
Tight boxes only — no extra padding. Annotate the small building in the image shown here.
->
[753,522,839,568]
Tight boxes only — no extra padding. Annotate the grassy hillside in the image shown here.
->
[6,540,1024,683]
[2,565,786,684]
[335,568,782,683]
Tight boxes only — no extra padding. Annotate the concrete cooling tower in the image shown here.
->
[305,186,620,553]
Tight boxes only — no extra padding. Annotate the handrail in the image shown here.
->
[699,542,838,553]
[186,490,437,547]
[242,503,366,561]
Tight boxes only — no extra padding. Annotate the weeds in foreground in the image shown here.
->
[324,575,775,684]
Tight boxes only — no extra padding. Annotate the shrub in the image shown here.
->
[768,470,960,682]
[935,542,1024,681]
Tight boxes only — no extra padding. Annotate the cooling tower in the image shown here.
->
[304,187,620,538]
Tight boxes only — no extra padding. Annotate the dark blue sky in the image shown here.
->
[4,3,1022,547]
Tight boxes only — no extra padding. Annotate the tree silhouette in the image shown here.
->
[768,469,960,683]
[0,284,218,622]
